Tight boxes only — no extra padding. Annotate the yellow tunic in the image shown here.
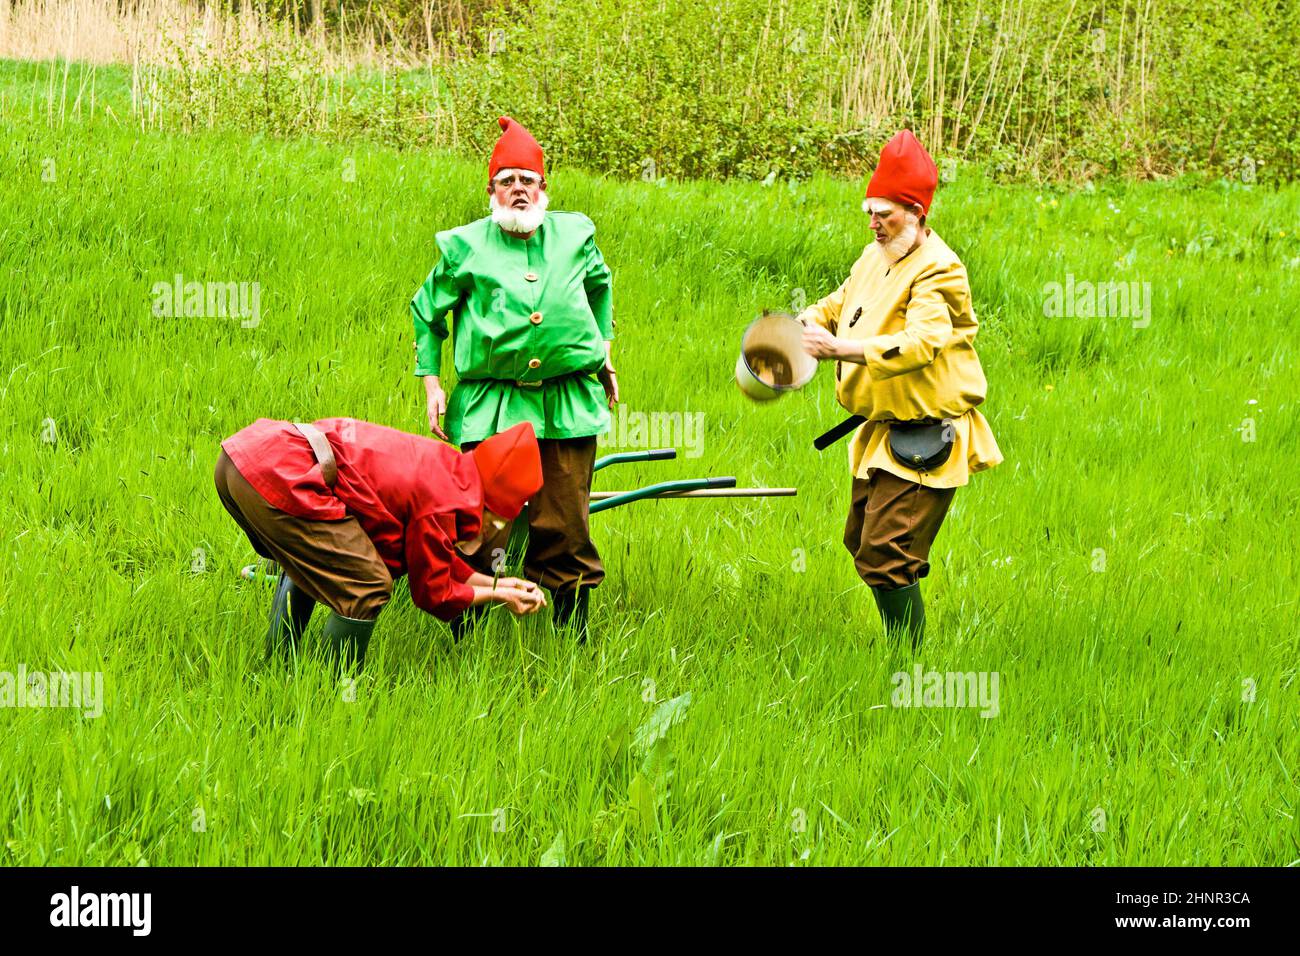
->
[798,229,1002,488]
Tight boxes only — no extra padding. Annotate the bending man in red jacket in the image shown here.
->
[214,418,547,670]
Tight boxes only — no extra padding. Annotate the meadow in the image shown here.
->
[1,58,1297,866]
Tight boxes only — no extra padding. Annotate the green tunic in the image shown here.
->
[411,211,614,445]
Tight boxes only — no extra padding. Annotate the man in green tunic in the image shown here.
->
[411,116,617,642]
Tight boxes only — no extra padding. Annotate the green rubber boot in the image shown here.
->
[266,571,316,662]
[319,612,377,673]
[449,604,488,644]
[871,582,925,649]
[552,586,592,644]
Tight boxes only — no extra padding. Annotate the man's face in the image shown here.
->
[864,198,915,243]
[488,168,545,212]
[864,197,923,260]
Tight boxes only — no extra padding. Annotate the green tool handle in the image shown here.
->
[239,564,280,586]
[593,448,677,472]
[589,476,735,515]
[591,487,796,500]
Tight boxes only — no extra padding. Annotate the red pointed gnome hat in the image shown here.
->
[865,130,938,215]
[470,422,543,520]
[489,116,545,181]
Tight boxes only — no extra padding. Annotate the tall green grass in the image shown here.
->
[0,64,1297,865]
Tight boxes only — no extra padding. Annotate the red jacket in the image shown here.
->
[222,418,482,619]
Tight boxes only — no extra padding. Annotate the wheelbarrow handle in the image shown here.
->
[591,487,797,500]
[593,448,677,471]
[589,476,736,515]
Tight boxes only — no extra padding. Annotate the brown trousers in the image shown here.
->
[844,469,956,590]
[214,451,393,620]
[460,436,604,595]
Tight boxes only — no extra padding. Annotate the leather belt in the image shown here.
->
[293,422,337,487]
[459,372,588,390]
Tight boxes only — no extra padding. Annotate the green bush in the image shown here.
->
[151,0,1298,183]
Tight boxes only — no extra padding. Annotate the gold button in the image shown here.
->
[524,272,539,282]
[527,358,541,369]
[529,311,543,325]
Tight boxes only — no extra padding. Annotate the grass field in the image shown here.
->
[2,59,1297,866]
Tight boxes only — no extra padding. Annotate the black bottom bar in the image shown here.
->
[0,867,1290,942]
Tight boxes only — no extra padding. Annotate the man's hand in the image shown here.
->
[496,576,542,596]
[597,364,619,408]
[424,375,448,441]
[498,586,547,616]
[468,577,548,614]
[801,322,840,360]
[801,323,861,364]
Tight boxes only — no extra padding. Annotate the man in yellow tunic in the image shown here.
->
[799,130,1002,647]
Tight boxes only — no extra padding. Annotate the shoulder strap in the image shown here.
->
[293,422,338,488]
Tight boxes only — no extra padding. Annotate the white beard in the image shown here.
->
[490,191,549,235]
[881,217,922,263]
